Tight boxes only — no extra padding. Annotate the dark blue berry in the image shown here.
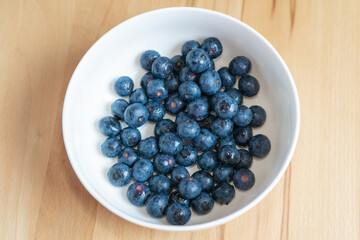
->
[193,129,216,151]
[146,101,165,122]
[164,73,180,93]
[174,145,198,167]
[250,105,266,127]
[218,145,241,167]
[238,75,259,97]
[132,158,154,182]
[208,59,215,70]
[213,165,234,183]
[175,111,191,125]
[152,56,173,79]
[181,40,200,57]
[146,193,169,218]
[153,153,176,174]
[233,169,255,190]
[213,92,238,119]
[177,119,200,140]
[179,67,199,83]
[101,137,122,158]
[178,177,202,199]
[233,105,253,127]
[146,79,168,101]
[197,151,218,171]
[123,103,149,128]
[210,118,233,138]
[148,174,172,195]
[217,136,236,150]
[192,171,214,192]
[186,48,210,74]
[111,99,129,120]
[120,127,141,147]
[166,202,191,225]
[212,182,235,205]
[114,76,134,96]
[137,137,159,158]
[197,113,215,130]
[140,50,160,71]
[229,56,251,77]
[164,93,185,115]
[225,88,243,105]
[248,134,271,158]
[171,166,190,186]
[171,55,186,74]
[191,192,214,215]
[158,132,183,155]
[201,37,223,59]
[233,126,253,146]
[178,81,201,102]
[99,116,121,137]
[129,88,148,104]
[154,119,176,138]
[218,67,236,88]
[186,98,209,121]
[169,191,190,207]
[107,163,131,187]
[236,149,253,169]
[141,72,155,90]
[127,182,151,206]
[118,147,139,166]
[199,70,222,96]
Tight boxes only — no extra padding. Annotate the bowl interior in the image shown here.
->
[63,8,299,231]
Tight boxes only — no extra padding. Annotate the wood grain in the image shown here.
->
[0,0,359,239]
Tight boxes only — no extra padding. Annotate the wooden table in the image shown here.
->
[1,0,359,239]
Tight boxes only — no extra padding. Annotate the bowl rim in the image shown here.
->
[62,6,300,231]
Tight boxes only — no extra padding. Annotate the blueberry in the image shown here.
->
[169,191,190,207]
[123,103,149,128]
[236,149,253,169]
[181,40,200,57]
[120,127,141,147]
[99,116,121,137]
[192,171,214,192]
[129,88,148,104]
[225,88,243,105]
[154,119,176,138]
[152,56,173,79]
[171,166,190,186]
[127,182,151,206]
[213,165,234,183]
[217,136,236,150]
[186,98,209,121]
[208,59,215,70]
[114,76,134,96]
[141,72,155,90]
[164,73,180,93]
[175,111,191,125]
[178,177,202,199]
[164,93,185,115]
[178,81,201,102]
[248,134,271,158]
[101,137,122,158]
[218,67,236,88]
[191,192,214,215]
[148,174,172,195]
[210,91,227,110]
[146,101,165,122]
[140,50,160,71]
[201,37,223,59]
[210,118,233,138]
[137,137,159,158]
[197,113,215,130]
[177,119,200,140]
[233,169,255,190]
[175,145,198,167]
[111,99,129,120]
[212,92,238,119]
[159,132,183,155]
[199,70,222,96]
[238,75,259,97]
[171,55,186,74]
[233,126,253,146]
[146,193,169,218]
[118,147,139,166]
[146,79,168,101]
[250,105,266,127]
[132,158,154,182]
[193,129,216,151]
[233,105,253,127]
[186,48,210,74]
[218,145,241,167]
[229,56,251,77]
[166,202,191,225]
[179,67,199,83]
[153,154,176,174]
[197,151,218,171]
[107,163,131,187]
[212,182,235,205]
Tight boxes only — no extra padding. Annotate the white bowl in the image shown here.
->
[62,7,300,231]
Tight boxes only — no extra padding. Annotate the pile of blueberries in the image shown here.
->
[99,37,271,225]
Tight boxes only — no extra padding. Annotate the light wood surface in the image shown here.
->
[1,0,359,239]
